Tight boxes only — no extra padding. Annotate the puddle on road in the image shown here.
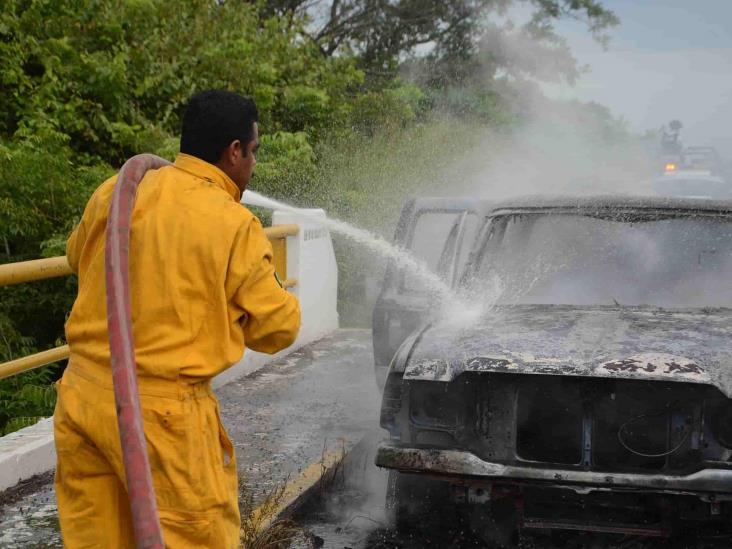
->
[0,482,61,548]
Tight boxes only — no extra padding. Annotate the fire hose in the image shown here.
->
[105,154,171,548]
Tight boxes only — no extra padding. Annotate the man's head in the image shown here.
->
[180,90,259,192]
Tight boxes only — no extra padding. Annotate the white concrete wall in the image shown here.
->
[0,418,55,493]
[275,209,339,343]
[0,212,339,491]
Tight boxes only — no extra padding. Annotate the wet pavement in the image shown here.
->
[0,329,380,547]
[0,474,59,549]
[219,328,379,503]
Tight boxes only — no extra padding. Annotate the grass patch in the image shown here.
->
[238,439,351,548]
[239,480,300,549]
[318,438,348,496]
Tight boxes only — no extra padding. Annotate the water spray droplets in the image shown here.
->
[243,190,466,307]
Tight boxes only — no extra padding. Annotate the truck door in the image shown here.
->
[372,198,484,388]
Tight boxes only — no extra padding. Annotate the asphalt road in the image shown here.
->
[218,328,380,505]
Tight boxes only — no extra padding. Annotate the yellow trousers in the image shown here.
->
[53,364,240,548]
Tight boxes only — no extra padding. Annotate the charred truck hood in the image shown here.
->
[378,305,732,499]
[401,305,732,396]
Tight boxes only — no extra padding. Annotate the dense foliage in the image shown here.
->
[0,0,618,433]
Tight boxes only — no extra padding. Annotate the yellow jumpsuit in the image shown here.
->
[54,153,301,548]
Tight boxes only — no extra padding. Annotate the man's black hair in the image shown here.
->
[180,90,259,164]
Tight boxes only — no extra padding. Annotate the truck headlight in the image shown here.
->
[380,372,404,437]
[409,382,459,429]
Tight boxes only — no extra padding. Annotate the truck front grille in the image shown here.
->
[452,374,716,474]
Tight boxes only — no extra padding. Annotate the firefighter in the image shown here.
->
[53,90,301,547]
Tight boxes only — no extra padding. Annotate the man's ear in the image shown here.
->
[218,141,232,166]
[230,139,243,160]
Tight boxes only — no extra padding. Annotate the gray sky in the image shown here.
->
[547,0,732,156]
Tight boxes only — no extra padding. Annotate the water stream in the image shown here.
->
[243,189,464,306]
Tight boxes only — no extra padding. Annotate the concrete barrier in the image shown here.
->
[0,212,339,491]
[0,418,55,492]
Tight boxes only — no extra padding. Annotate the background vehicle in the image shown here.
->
[374,196,732,544]
[654,144,732,199]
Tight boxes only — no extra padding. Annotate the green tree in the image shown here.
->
[0,0,363,164]
[263,0,617,80]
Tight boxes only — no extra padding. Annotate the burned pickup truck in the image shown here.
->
[373,196,732,542]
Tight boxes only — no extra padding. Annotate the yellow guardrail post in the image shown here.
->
[264,224,299,287]
[263,224,299,240]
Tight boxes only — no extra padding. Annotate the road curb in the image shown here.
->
[256,435,372,532]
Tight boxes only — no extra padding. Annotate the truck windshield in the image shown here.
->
[473,213,732,308]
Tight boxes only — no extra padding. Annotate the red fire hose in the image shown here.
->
[105,154,171,548]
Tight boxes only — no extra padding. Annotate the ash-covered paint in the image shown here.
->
[601,353,703,378]
[402,358,450,379]
[401,305,732,395]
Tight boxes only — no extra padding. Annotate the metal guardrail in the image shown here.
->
[0,256,73,287]
[0,224,300,380]
[0,345,70,381]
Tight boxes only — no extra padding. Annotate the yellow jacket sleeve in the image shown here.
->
[228,217,301,354]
